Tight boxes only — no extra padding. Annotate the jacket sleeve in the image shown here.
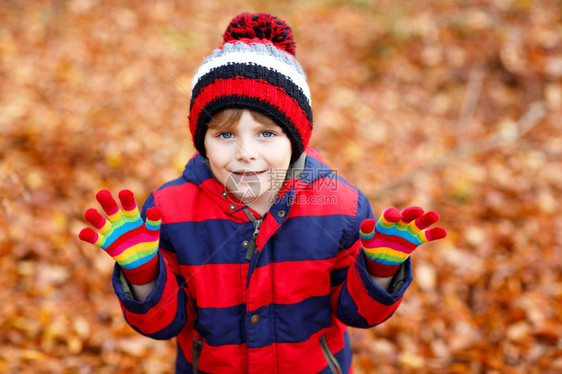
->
[330,191,413,328]
[111,192,194,340]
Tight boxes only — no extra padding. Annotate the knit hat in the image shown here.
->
[189,13,313,160]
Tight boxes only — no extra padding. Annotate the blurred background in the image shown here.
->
[1,0,561,372]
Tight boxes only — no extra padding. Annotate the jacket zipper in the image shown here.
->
[243,209,263,261]
[320,335,342,374]
[192,338,204,374]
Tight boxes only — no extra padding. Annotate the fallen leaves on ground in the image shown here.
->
[1,0,560,372]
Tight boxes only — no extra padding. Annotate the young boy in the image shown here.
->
[79,13,446,373]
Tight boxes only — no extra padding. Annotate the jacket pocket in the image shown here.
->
[192,338,204,374]
[320,335,342,374]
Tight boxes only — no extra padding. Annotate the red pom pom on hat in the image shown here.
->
[223,13,296,55]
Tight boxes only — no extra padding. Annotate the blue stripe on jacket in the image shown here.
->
[194,295,331,347]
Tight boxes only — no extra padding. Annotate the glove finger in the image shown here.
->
[79,227,101,245]
[413,211,440,230]
[382,207,401,223]
[96,190,122,222]
[145,207,162,232]
[118,189,140,219]
[359,218,376,240]
[424,227,447,242]
[84,208,110,233]
[401,206,424,224]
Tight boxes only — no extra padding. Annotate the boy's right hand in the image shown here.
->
[359,206,446,278]
[79,189,161,285]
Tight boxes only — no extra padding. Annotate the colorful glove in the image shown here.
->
[79,189,161,285]
[359,206,446,277]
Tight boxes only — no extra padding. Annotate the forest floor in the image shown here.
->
[1,0,561,373]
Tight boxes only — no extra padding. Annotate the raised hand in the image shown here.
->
[79,189,161,285]
[359,207,446,277]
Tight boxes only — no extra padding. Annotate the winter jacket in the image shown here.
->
[112,149,413,373]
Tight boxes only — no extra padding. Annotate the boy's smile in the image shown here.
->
[204,109,293,214]
[232,169,266,177]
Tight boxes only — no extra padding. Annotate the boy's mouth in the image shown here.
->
[232,170,265,176]
[230,170,266,183]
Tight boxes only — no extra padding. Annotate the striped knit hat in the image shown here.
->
[189,13,313,160]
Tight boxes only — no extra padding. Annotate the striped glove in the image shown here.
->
[79,189,161,285]
[359,207,446,278]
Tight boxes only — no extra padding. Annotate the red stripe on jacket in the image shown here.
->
[334,243,359,270]
[247,259,333,311]
[191,324,347,374]
[289,178,359,218]
[197,342,248,373]
[160,247,180,274]
[347,253,403,325]
[122,265,180,334]
[275,322,347,373]
[180,260,334,310]
[155,180,249,224]
[180,263,249,308]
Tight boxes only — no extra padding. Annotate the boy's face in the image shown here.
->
[204,110,293,208]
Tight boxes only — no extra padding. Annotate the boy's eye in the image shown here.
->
[260,131,275,138]
[218,132,234,139]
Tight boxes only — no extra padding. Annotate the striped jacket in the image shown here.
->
[112,149,413,373]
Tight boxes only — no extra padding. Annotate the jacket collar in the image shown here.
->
[181,150,334,218]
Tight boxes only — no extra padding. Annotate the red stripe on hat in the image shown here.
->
[190,77,312,145]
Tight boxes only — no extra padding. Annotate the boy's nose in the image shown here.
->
[236,139,257,162]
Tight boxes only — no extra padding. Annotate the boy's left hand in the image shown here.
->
[359,207,446,278]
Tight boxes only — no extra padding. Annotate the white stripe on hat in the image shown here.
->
[191,50,311,103]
